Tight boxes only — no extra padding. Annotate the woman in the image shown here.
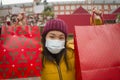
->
[17,12,27,26]
[116,14,120,23]
[90,7,104,25]
[41,19,75,80]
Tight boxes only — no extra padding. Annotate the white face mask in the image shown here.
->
[45,39,65,54]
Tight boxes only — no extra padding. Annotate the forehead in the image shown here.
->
[18,14,23,16]
[47,30,65,36]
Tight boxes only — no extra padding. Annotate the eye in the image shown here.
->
[59,37,65,40]
[49,36,55,39]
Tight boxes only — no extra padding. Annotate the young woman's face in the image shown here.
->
[46,31,65,41]
[17,14,23,21]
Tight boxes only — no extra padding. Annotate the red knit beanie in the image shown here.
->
[42,19,68,37]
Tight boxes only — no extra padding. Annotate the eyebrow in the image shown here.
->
[49,33,64,37]
[49,33,56,36]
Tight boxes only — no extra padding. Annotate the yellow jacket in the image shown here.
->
[90,16,103,25]
[41,39,75,80]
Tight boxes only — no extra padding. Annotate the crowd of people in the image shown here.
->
[0,12,54,28]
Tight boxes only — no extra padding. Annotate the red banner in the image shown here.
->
[0,26,42,79]
[74,24,120,80]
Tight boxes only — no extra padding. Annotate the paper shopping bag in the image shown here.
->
[0,26,42,79]
[74,24,120,80]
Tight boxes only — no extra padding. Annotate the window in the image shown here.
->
[60,6,64,10]
[60,12,64,15]
[66,6,70,10]
[88,0,91,4]
[88,5,92,10]
[97,5,102,9]
[55,12,59,15]
[82,5,87,9]
[76,5,80,8]
[71,5,76,10]
[111,5,117,10]
[104,5,108,10]
[65,11,70,14]
[54,6,59,10]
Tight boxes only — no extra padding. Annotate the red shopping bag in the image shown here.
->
[74,24,120,80]
[0,26,42,79]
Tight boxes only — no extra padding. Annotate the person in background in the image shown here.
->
[28,15,36,26]
[11,14,18,25]
[17,12,27,27]
[90,7,104,25]
[41,19,75,80]
[116,14,120,23]
[5,15,11,26]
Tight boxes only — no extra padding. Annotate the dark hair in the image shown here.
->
[17,13,24,21]
[42,33,69,70]
[11,14,18,23]
[0,27,1,35]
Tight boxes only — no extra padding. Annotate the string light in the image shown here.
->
[3,49,6,52]
[13,35,16,37]
[30,34,32,37]
[21,49,24,52]
[12,64,15,68]
[30,63,33,66]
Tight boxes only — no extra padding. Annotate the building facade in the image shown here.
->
[53,1,120,15]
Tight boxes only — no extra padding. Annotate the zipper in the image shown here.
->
[56,64,63,80]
